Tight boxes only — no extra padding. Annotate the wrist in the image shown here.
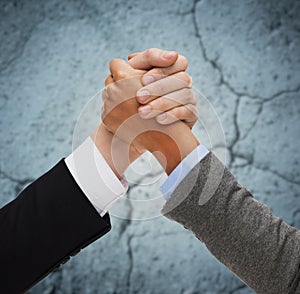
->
[136,122,199,175]
[91,124,141,179]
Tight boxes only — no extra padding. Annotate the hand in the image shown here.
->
[128,49,198,128]
[92,48,185,178]
[102,48,197,141]
[101,58,199,175]
[102,59,194,151]
[91,124,141,179]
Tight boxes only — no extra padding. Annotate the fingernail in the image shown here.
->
[137,90,150,102]
[139,105,151,116]
[163,51,177,60]
[157,112,167,121]
[142,75,155,85]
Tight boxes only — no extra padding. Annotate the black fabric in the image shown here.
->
[0,160,111,293]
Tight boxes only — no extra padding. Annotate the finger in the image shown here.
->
[108,60,144,102]
[136,71,192,104]
[109,59,136,81]
[138,88,196,119]
[128,48,178,70]
[105,75,114,86]
[128,52,140,60]
[142,55,188,85]
[156,104,199,128]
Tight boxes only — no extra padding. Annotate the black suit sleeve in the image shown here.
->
[0,159,111,293]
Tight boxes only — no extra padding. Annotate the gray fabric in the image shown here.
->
[162,152,300,294]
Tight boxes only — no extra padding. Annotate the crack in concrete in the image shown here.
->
[174,7,195,16]
[191,0,243,168]
[293,209,300,218]
[125,230,150,294]
[262,85,300,103]
[233,159,300,186]
[228,97,241,168]
[232,154,254,168]
[116,183,134,293]
[192,0,300,102]
[239,100,263,141]
[232,85,300,165]
[0,170,34,185]
[0,170,34,196]
[125,234,134,294]
[253,164,300,186]
[118,171,160,237]
[0,36,30,73]
[0,9,45,74]
[192,0,300,170]
[117,170,161,293]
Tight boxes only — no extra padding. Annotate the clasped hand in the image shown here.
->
[93,48,199,177]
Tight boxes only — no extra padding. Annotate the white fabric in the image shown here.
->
[65,137,208,217]
[160,144,209,201]
[65,137,127,217]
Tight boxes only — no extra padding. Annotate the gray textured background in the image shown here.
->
[1,0,300,293]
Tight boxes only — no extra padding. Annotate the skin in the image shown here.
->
[95,49,199,177]
[128,49,198,127]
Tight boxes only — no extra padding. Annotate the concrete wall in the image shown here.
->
[0,0,299,293]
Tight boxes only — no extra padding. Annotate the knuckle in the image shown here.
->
[171,107,181,118]
[177,72,191,85]
[178,55,188,70]
[183,73,192,85]
[192,91,198,105]
[153,67,165,77]
[109,58,117,69]
[158,84,165,94]
[145,48,156,58]
[115,70,127,80]
[187,104,199,118]
[159,96,169,109]
[151,84,164,96]
[183,89,195,104]
[180,87,190,97]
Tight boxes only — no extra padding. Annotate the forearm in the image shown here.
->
[91,121,199,178]
[0,160,111,293]
[162,152,300,293]
[136,121,199,175]
[91,124,141,179]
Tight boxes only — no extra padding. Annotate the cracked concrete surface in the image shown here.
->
[0,0,299,293]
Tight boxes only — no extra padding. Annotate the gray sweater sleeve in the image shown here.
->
[161,152,300,294]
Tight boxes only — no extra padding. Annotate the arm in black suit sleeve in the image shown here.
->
[0,159,111,293]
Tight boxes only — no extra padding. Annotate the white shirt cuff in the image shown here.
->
[160,144,209,201]
[65,137,127,217]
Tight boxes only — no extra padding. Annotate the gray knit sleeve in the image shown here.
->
[161,152,300,294]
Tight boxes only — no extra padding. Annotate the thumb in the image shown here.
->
[128,48,178,70]
[127,52,140,60]
[109,58,138,81]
